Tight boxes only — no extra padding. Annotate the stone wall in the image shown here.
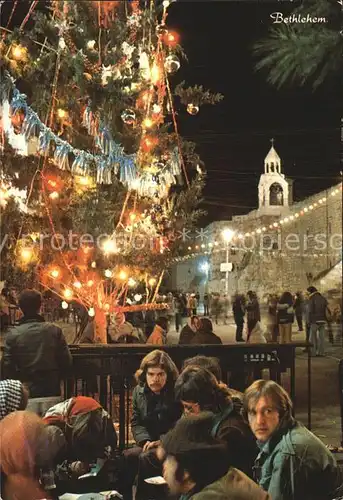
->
[170,183,342,298]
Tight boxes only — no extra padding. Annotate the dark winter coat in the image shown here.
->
[308,291,328,324]
[190,330,222,345]
[255,421,341,500]
[246,298,261,323]
[131,385,182,446]
[211,396,257,477]
[179,324,196,344]
[2,315,72,397]
[277,303,295,324]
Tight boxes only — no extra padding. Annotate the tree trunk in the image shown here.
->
[94,307,107,344]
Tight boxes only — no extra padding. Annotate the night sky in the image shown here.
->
[3,1,341,224]
[167,0,341,223]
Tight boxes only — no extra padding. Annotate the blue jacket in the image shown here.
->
[255,421,341,500]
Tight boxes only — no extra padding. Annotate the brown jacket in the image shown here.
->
[191,468,271,500]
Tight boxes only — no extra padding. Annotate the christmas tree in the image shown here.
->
[0,0,222,342]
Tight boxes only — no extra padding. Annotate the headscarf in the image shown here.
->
[0,379,24,420]
[0,411,52,500]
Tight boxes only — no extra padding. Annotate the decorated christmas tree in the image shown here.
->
[0,0,222,342]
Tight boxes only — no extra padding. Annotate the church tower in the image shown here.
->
[258,140,292,215]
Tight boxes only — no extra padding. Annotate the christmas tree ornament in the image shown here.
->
[11,44,27,61]
[87,40,96,50]
[59,37,66,50]
[187,103,199,115]
[164,54,180,74]
[163,31,179,48]
[121,109,136,125]
[156,24,168,39]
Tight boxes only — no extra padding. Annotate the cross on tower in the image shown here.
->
[270,138,274,147]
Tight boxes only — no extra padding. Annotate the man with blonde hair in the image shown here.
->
[243,379,341,500]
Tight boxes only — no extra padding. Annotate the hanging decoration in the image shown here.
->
[164,54,180,74]
[187,103,199,115]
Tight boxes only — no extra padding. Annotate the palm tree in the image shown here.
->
[253,0,342,90]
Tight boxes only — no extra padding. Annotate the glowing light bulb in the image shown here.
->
[50,269,60,278]
[142,118,153,128]
[163,0,170,7]
[87,280,94,287]
[49,191,59,200]
[128,278,136,287]
[12,44,25,60]
[21,248,33,262]
[61,301,68,310]
[148,278,156,286]
[134,294,142,302]
[57,108,67,119]
[91,261,97,268]
[104,269,113,278]
[73,281,82,289]
[88,307,95,317]
[118,270,128,281]
[63,289,73,299]
[102,239,117,254]
[104,303,110,311]
[129,212,137,221]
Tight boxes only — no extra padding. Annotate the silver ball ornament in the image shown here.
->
[121,109,136,125]
[164,54,180,74]
[187,103,199,115]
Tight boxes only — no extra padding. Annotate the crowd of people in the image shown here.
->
[0,349,342,500]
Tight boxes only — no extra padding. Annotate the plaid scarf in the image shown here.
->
[0,379,23,420]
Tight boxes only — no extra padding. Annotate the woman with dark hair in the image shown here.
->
[120,350,182,500]
[178,315,200,344]
[174,366,257,477]
[277,291,294,344]
[189,317,222,345]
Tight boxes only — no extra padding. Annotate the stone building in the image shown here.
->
[170,144,342,298]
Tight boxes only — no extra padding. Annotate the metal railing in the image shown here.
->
[63,342,311,449]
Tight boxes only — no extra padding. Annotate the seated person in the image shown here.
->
[0,379,29,420]
[189,317,222,344]
[0,411,55,500]
[120,350,182,500]
[43,396,117,476]
[178,315,200,344]
[243,380,342,500]
[181,355,243,400]
[182,355,222,381]
[175,366,257,477]
[158,412,270,500]
[146,317,169,345]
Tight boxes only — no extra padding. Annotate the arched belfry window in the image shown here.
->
[269,183,284,206]
[270,162,274,172]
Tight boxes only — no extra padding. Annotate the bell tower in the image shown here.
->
[258,140,291,215]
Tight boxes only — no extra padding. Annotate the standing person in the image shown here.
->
[174,293,186,334]
[120,350,182,500]
[166,292,175,328]
[276,291,294,344]
[243,380,341,500]
[2,289,72,415]
[266,294,279,342]
[211,293,221,325]
[158,413,270,500]
[302,292,311,352]
[189,294,197,316]
[246,291,261,342]
[221,294,230,325]
[307,286,329,357]
[178,315,200,344]
[294,292,304,332]
[203,292,210,316]
[232,293,245,342]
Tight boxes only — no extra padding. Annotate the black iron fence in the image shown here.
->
[64,342,311,449]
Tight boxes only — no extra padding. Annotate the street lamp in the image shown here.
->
[222,228,234,295]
